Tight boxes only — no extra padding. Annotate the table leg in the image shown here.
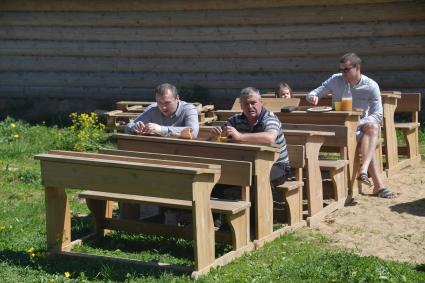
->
[383,97,399,175]
[253,159,274,241]
[346,121,360,196]
[192,182,215,271]
[304,138,324,216]
[45,187,71,253]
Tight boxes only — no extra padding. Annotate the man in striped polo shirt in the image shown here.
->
[211,87,291,188]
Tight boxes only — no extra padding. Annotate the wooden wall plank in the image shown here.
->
[1,71,424,88]
[0,86,233,99]
[2,22,425,41]
[1,55,424,72]
[0,0,411,12]
[1,37,424,58]
[1,3,424,26]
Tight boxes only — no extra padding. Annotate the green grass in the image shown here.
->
[1,118,425,282]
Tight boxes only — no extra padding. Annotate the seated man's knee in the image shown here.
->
[362,123,379,136]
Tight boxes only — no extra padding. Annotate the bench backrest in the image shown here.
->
[286,144,305,169]
[231,97,300,111]
[395,92,421,113]
[35,151,220,201]
[99,148,252,187]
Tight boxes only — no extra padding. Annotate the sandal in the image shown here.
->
[374,188,397,199]
[357,172,372,187]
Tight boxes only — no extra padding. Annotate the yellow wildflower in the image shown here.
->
[64,272,70,278]
[30,253,36,258]
[10,123,16,128]
[27,247,35,253]
[14,134,19,139]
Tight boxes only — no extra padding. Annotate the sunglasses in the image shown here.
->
[339,66,355,73]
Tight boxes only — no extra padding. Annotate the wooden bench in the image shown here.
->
[394,92,422,168]
[275,145,305,226]
[35,150,252,278]
[283,122,385,195]
[196,127,306,225]
[319,159,349,205]
[79,191,250,250]
[102,144,306,234]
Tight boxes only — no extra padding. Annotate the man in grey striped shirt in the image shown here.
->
[211,87,291,188]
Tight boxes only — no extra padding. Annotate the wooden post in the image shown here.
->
[192,180,215,270]
[45,187,71,253]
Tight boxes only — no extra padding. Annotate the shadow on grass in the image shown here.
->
[71,214,231,260]
[0,249,188,281]
[390,198,425,217]
[416,264,425,273]
[81,231,196,262]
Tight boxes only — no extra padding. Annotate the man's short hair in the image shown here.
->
[339,53,362,67]
[240,87,261,99]
[155,83,178,98]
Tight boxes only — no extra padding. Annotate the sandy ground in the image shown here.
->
[310,160,425,264]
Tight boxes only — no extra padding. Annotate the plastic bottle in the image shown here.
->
[341,83,353,111]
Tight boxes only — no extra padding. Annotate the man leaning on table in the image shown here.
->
[124,83,200,223]
[210,87,292,189]
[306,53,396,199]
[125,83,199,138]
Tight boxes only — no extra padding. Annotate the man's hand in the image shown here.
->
[142,123,162,135]
[210,126,223,139]
[306,95,319,105]
[132,121,146,135]
[224,126,242,141]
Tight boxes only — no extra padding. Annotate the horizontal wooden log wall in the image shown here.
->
[0,0,424,121]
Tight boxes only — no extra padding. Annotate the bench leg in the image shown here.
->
[45,187,71,253]
[328,168,346,203]
[86,199,113,237]
[192,183,215,271]
[375,141,384,174]
[404,129,419,159]
[226,209,249,251]
[284,187,302,226]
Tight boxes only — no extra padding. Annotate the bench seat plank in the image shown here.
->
[79,190,250,215]
[394,122,420,130]
[319,160,348,170]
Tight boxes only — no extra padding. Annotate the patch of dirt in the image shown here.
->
[311,161,425,264]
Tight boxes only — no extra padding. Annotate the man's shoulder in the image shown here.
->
[261,110,281,128]
[360,74,379,88]
[179,101,198,113]
[263,109,279,121]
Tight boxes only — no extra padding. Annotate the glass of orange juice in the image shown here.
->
[341,97,352,111]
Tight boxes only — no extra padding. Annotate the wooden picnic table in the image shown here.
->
[35,151,224,275]
[293,91,403,177]
[114,134,280,243]
[276,107,363,196]
[214,108,363,195]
